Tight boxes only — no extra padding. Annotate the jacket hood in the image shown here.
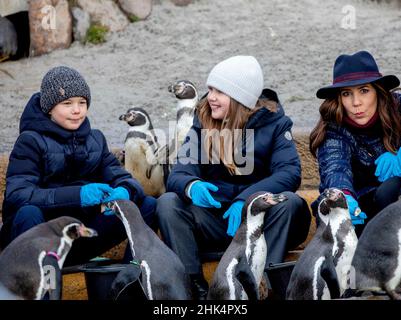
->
[246,88,284,128]
[194,88,284,129]
[19,92,91,142]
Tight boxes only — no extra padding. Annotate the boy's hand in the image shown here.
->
[80,183,113,207]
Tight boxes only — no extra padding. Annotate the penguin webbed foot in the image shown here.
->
[386,288,401,300]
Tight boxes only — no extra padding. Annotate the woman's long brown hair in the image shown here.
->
[309,83,401,157]
[197,96,277,175]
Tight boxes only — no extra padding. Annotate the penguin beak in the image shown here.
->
[120,110,138,122]
[101,201,116,213]
[263,193,288,205]
[169,84,184,95]
[78,225,98,238]
[324,188,342,201]
[272,193,288,203]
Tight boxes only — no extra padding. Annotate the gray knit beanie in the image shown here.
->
[206,55,264,109]
[40,66,91,113]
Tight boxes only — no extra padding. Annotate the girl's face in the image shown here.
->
[49,96,88,130]
[340,83,378,125]
[207,87,231,120]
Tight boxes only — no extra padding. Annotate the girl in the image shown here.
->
[157,55,311,299]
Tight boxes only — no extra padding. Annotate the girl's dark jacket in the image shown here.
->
[2,93,145,225]
[167,88,301,205]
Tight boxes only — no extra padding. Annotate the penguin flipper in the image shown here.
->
[42,255,62,300]
[146,165,154,179]
[154,142,172,184]
[320,258,340,299]
[236,258,259,300]
[109,264,144,300]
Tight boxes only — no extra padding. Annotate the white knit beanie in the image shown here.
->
[206,55,264,109]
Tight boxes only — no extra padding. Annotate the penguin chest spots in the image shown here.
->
[225,258,239,299]
[335,231,358,292]
[124,138,165,195]
[176,114,193,145]
[313,257,331,300]
[125,139,152,164]
[247,237,267,284]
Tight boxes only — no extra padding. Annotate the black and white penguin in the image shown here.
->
[168,80,198,146]
[119,107,165,197]
[207,192,288,300]
[350,199,401,300]
[103,200,192,300]
[157,80,198,175]
[0,216,97,300]
[286,188,358,300]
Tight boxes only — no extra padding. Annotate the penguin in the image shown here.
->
[286,188,358,300]
[207,192,288,300]
[0,282,23,300]
[350,199,401,300]
[119,107,166,197]
[168,80,198,147]
[156,80,198,176]
[0,216,97,300]
[103,199,192,300]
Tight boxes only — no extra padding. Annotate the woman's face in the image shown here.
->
[49,96,88,130]
[207,87,231,120]
[340,83,378,125]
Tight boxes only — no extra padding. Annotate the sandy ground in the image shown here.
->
[0,0,401,154]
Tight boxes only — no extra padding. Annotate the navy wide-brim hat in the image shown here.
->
[316,51,400,99]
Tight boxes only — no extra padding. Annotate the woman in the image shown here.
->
[310,50,401,234]
[157,55,311,299]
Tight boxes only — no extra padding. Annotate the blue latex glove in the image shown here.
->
[375,151,398,182]
[102,187,130,215]
[223,200,244,237]
[395,147,401,176]
[344,194,367,225]
[189,181,221,208]
[80,183,114,207]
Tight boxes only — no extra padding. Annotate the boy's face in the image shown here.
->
[49,96,88,130]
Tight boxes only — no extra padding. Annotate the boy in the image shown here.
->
[0,66,156,265]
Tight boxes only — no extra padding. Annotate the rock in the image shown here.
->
[0,0,28,17]
[28,0,72,56]
[170,0,193,6]
[77,0,129,32]
[0,17,18,60]
[118,0,152,20]
[71,6,90,43]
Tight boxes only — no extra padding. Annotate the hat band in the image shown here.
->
[333,71,382,84]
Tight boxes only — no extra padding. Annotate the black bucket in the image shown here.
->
[265,260,297,300]
[82,263,147,300]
